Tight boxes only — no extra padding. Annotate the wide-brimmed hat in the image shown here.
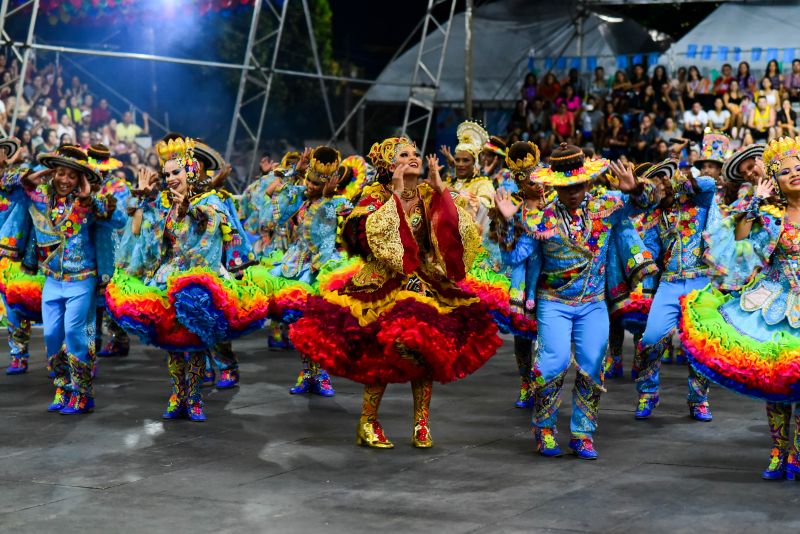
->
[533,143,609,187]
[694,131,731,169]
[194,142,225,171]
[640,159,678,181]
[722,143,765,182]
[0,137,20,160]
[38,145,102,184]
[483,135,507,158]
[87,143,123,173]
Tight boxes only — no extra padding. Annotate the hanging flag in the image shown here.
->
[616,55,628,69]
[717,46,729,61]
[784,48,796,64]
[556,56,567,70]
[733,47,741,62]
[544,57,554,71]
[648,52,660,66]
[528,48,535,73]
[570,56,581,70]
[586,56,598,71]
[632,54,643,66]
[752,47,762,61]
[687,44,698,59]
[701,45,712,60]
[766,48,778,61]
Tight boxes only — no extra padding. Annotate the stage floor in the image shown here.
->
[1,330,797,533]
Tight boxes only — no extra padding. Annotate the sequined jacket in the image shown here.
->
[1,169,114,281]
[643,176,719,283]
[504,187,658,307]
[0,164,33,262]
[269,185,351,284]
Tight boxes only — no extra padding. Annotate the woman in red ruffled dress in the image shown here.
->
[291,137,502,449]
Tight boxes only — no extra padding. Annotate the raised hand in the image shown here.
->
[495,188,521,220]
[608,159,638,193]
[439,145,455,167]
[322,173,342,198]
[391,163,408,196]
[297,147,312,172]
[754,176,774,199]
[169,187,189,218]
[21,168,52,189]
[425,154,445,194]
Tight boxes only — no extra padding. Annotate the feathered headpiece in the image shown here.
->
[155,136,206,190]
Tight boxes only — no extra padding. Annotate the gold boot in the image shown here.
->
[411,379,433,448]
[356,384,393,449]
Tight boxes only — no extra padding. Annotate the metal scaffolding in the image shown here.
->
[0,0,458,184]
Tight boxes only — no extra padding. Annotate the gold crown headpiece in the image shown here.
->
[306,146,342,182]
[280,151,301,168]
[763,136,800,177]
[156,137,197,168]
[368,137,415,169]
[505,141,541,173]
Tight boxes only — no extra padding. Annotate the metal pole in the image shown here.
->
[0,0,10,39]
[225,0,263,161]
[464,0,473,118]
[301,0,335,136]
[421,0,458,151]
[401,0,436,134]
[10,0,38,135]
[247,0,290,179]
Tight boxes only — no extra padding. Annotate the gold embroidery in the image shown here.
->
[350,260,392,288]
[457,204,482,270]
[365,197,406,274]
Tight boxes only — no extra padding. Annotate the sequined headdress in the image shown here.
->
[763,136,800,178]
[306,146,342,183]
[368,137,415,170]
[694,131,732,169]
[505,141,541,173]
[532,143,609,187]
[155,136,206,190]
[455,120,489,162]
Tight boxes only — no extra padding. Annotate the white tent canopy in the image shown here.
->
[365,0,658,105]
[661,3,800,70]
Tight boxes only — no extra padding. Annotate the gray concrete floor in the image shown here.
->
[0,329,798,534]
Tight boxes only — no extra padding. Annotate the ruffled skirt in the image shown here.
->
[290,263,502,384]
[106,265,272,351]
[680,286,800,403]
[0,258,43,322]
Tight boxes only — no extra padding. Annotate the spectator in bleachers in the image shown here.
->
[538,72,561,104]
[660,116,682,141]
[562,67,586,97]
[765,59,784,94]
[724,79,745,137]
[507,99,529,136]
[611,70,631,109]
[683,101,707,142]
[579,95,603,147]
[784,59,800,103]
[685,66,711,108]
[707,97,731,133]
[748,94,776,142]
[604,113,628,159]
[555,84,581,113]
[91,98,112,129]
[588,66,609,101]
[777,98,797,137]
[630,113,659,163]
[549,101,575,146]
[35,128,58,155]
[737,61,757,97]
[756,76,780,108]
[521,73,538,105]
[712,63,734,96]
[115,111,149,143]
[630,63,649,97]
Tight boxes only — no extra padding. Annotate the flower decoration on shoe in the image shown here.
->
[635,394,659,419]
[60,393,94,415]
[187,399,206,422]
[535,427,563,457]
[412,418,433,448]
[569,436,598,460]
[216,368,239,389]
[762,448,788,480]
[356,421,394,449]
[6,356,28,375]
[162,394,185,419]
[47,387,70,412]
[689,401,713,422]
[312,370,335,397]
[289,370,313,394]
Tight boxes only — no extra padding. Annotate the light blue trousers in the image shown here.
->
[42,277,96,363]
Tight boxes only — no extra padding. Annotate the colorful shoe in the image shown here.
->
[268,337,292,351]
[412,418,433,448]
[762,448,787,480]
[47,387,71,412]
[187,399,206,422]
[515,380,534,409]
[356,420,394,449]
[689,401,713,422]
[785,452,800,480]
[97,340,129,358]
[635,394,659,419]
[312,370,335,397]
[60,393,94,415]
[216,368,240,389]
[162,394,186,419]
[534,427,563,457]
[607,359,623,379]
[289,370,313,394]
[569,436,599,460]
[675,352,688,365]
[6,356,28,375]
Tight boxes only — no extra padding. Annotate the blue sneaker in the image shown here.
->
[635,394,659,419]
[689,401,713,422]
[187,400,206,422]
[515,381,534,409]
[312,370,335,397]
[216,368,239,389]
[162,395,186,419]
[6,356,28,375]
[569,436,598,460]
[60,393,94,415]
[47,387,71,412]
[535,428,563,457]
[289,370,312,394]
[762,448,787,480]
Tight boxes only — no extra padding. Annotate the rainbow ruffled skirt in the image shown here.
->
[0,258,43,322]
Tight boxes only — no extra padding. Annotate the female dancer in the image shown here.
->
[108,135,266,421]
[681,136,800,479]
[291,137,501,448]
